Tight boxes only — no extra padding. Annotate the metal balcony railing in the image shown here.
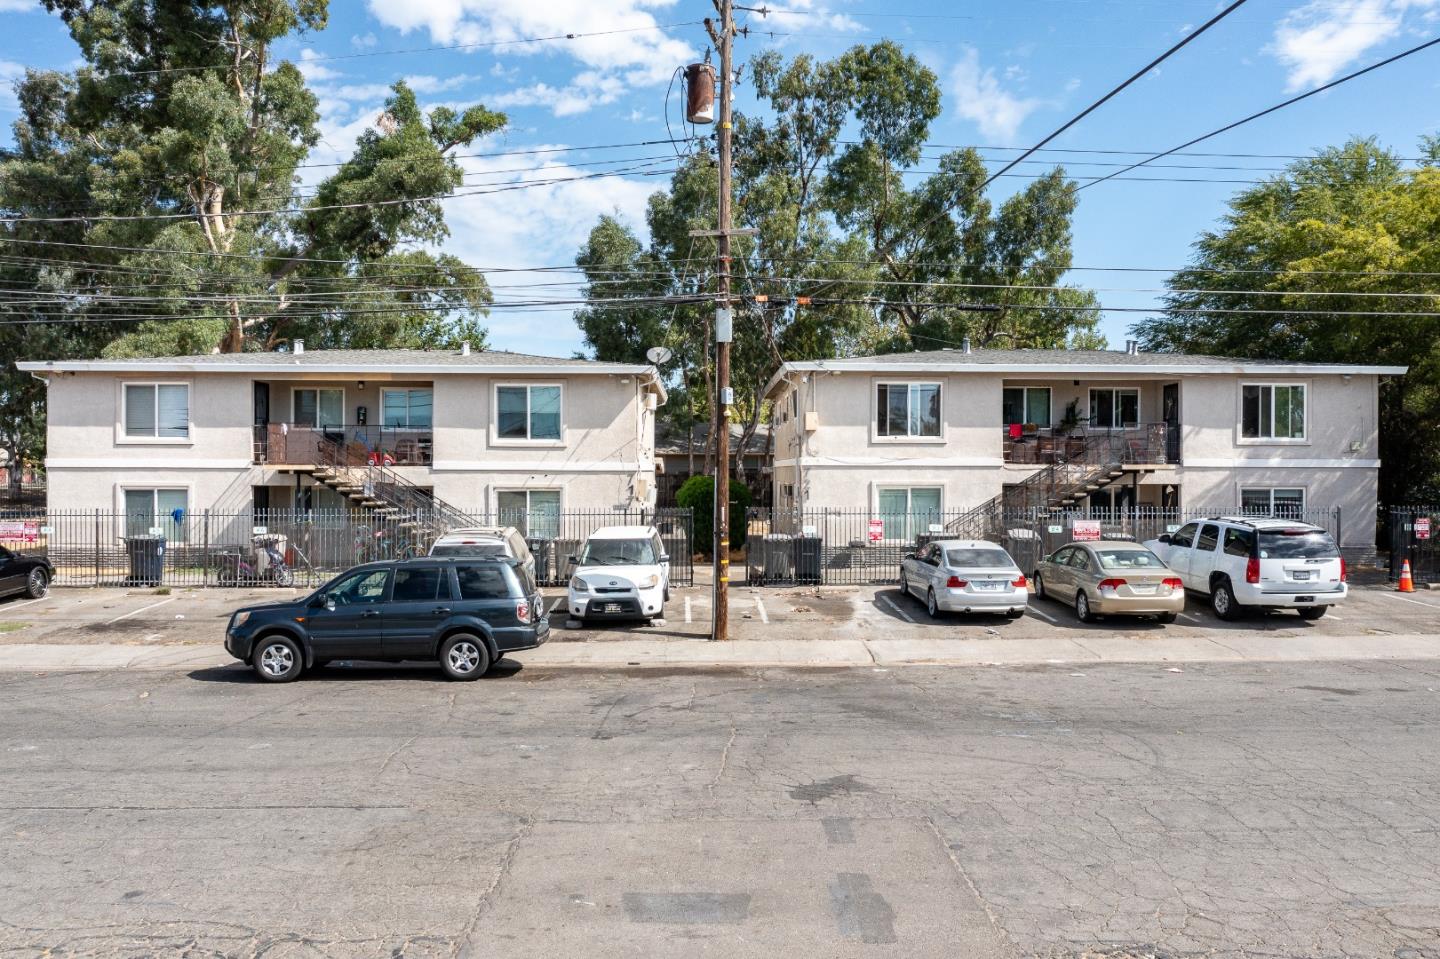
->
[1002,423,1172,466]
[254,424,434,466]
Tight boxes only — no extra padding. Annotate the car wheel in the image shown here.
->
[1297,605,1327,620]
[1034,573,1047,600]
[273,565,295,588]
[1211,580,1240,621]
[899,570,909,597]
[1075,590,1094,623]
[1006,609,1024,620]
[1156,612,1178,625]
[252,635,303,683]
[440,633,490,681]
[25,568,48,599]
[926,588,940,619]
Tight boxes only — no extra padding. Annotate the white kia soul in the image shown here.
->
[567,525,670,624]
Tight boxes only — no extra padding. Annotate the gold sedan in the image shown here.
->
[1034,541,1186,623]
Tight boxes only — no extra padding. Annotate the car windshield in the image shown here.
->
[944,548,1012,568]
[1095,548,1166,570]
[431,543,506,558]
[579,538,657,566]
[1258,530,1340,559]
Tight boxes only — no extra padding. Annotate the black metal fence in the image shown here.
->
[1387,506,1440,582]
[0,508,693,589]
[744,506,1343,586]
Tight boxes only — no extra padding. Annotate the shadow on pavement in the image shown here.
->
[186,658,526,684]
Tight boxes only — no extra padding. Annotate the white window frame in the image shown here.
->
[291,387,346,429]
[1088,387,1141,430]
[119,381,192,445]
[872,380,943,443]
[1239,382,1308,444]
[1239,486,1307,515]
[116,485,191,539]
[492,383,565,446]
[1002,386,1052,427]
[874,485,944,542]
[379,387,433,429]
[494,487,562,537]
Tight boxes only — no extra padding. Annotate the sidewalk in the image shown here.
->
[1,632,1437,672]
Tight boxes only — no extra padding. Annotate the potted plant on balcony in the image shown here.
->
[1057,399,1082,435]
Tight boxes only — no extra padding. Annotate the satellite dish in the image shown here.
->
[646,346,673,365]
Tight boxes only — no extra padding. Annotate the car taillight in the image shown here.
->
[1162,577,1183,591]
[1339,558,1347,583]
[1012,575,1028,588]
[516,600,531,623]
[1097,578,1126,591]
[946,576,968,588]
[1246,557,1260,584]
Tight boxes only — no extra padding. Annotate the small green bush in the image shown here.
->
[676,475,752,556]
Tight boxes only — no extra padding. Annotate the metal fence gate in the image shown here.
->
[1388,506,1440,581]
[0,507,693,589]
[743,506,1342,587]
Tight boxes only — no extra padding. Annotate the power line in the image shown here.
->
[1075,34,1440,193]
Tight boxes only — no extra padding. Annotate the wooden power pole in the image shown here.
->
[704,0,737,641]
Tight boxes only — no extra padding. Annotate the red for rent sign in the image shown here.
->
[1072,520,1102,542]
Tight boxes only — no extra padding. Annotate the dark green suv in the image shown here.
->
[224,557,548,682]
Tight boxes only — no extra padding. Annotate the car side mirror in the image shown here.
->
[658,553,669,564]
[1158,534,1171,545]
[904,551,916,560]
[568,555,579,564]
[321,594,338,611]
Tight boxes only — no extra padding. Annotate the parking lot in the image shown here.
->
[0,574,1435,649]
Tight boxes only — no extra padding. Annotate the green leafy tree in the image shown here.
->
[0,0,505,479]
[675,474,751,557]
[575,42,1100,480]
[1132,137,1440,504]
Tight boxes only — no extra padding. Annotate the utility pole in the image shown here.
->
[705,0,736,641]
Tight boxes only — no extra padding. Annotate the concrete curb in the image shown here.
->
[0,634,1437,672]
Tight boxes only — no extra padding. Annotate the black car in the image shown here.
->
[224,557,549,683]
[0,545,53,602]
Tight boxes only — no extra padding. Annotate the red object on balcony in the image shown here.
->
[1007,423,1023,441]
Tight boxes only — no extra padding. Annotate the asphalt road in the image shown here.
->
[2,660,1439,958]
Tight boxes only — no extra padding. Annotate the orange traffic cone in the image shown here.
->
[1398,559,1416,593]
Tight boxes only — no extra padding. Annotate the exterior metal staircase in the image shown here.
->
[307,431,477,540]
[947,426,1168,540]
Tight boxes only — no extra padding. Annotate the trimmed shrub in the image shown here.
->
[675,475,752,556]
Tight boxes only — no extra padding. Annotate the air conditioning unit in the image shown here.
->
[804,411,820,432]
[644,393,658,411]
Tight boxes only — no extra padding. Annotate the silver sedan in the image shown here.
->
[899,540,1028,619]
[1033,540,1185,623]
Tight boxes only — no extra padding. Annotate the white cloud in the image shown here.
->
[763,0,862,32]
[948,48,1043,143]
[364,0,697,115]
[305,95,661,354]
[351,32,378,49]
[296,49,342,82]
[0,59,24,112]
[1271,0,1438,91]
[0,0,39,11]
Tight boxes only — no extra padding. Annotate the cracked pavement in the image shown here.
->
[1,659,1438,957]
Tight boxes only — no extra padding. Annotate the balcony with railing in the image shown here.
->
[253,424,434,467]
[1002,423,1174,467]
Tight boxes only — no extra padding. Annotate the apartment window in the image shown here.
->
[1002,387,1051,427]
[381,388,433,428]
[293,388,343,428]
[1242,384,1305,440]
[877,487,941,540]
[1089,388,1139,429]
[1241,487,1306,518]
[875,383,940,438]
[124,383,189,439]
[497,489,561,537]
[790,390,799,419]
[496,385,562,441]
[123,488,188,538]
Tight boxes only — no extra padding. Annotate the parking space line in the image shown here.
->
[684,595,692,624]
[1381,592,1440,610]
[1179,612,1203,624]
[104,597,176,625]
[548,597,565,613]
[754,596,769,624]
[877,594,916,624]
[5,597,50,612]
[1025,603,1057,623]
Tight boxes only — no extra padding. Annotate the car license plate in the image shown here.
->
[975,581,1003,591]
[603,603,623,613]
[1131,585,1157,595]
[1293,570,1311,580]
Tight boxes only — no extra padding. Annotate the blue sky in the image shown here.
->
[3,0,1439,356]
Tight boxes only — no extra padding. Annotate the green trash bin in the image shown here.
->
[124,534,166,586]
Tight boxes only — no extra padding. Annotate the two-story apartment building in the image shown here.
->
[764,346,1405,552]
[19,345,666,531]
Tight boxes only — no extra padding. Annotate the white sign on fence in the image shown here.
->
[147,526,164,536]
[252,526,268,535]
[1418,518,1432,541]
[1047,525,1063,534]
[867,519,885,544]
[1166,524,1181,533]
[1072,520,1102,542]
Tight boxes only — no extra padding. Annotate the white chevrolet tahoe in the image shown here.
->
[1144,516,1346,620]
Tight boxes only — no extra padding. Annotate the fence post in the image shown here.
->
[202,509,211,587]
[1334,506,1342,551]
[94,508,101,586]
